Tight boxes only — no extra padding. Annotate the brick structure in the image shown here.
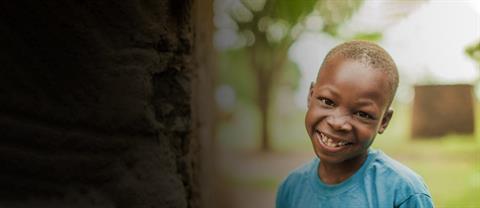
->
[411,84,475,138]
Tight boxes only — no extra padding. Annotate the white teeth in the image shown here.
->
[318,132,349,148]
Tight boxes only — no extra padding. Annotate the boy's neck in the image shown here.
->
[318,153,368,185]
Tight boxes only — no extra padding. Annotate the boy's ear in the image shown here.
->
[378,108,394,134]
[307,82,315,108]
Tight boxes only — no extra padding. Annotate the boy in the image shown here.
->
[276,41,434,208]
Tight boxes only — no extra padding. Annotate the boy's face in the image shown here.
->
[306,57,393,165]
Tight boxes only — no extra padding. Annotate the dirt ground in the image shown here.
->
[218,149,316,208]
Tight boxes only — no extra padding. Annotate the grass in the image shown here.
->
[218,102,480,207]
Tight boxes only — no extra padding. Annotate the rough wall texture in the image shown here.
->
[0,1,210,207]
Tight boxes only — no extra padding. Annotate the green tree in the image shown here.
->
[219,0,364,151]
[466,41,480,63]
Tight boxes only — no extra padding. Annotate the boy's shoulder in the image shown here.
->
[281,157,318,187]
[368,149,431,196]
[276,157,318,207]
[278,157,320,194]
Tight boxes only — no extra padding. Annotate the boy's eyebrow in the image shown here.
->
[355,99,381,113]
[317,86,340,97]
[359,90,388,105]
[355,98,376,105]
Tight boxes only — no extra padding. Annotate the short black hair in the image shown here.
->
[319,40,399,104]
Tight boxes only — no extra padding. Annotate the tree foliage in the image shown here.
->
[465,41,480,65]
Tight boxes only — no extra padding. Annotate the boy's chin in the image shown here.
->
[315,153,349,164]
[314,150,367,165]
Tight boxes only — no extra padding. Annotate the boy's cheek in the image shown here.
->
[306,107,328,120]
[304,113,316,135]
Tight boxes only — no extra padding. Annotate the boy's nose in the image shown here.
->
[326,114,352,132]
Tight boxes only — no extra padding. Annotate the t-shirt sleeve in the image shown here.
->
[397,193,434,208]
[275,180,288,208]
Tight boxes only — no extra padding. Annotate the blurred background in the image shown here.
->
[212,0,480,207]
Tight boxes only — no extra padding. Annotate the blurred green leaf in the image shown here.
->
[218,50,257,103]
[279,61,302,91]
[271,0,317,25]
[465,41,480,64]
[317,0,364,36]
[350,32,383,41]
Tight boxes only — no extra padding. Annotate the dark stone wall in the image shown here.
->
[0,0,213,207]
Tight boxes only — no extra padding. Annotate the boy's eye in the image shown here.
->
[318,97,335,107]
[355,111,374,120]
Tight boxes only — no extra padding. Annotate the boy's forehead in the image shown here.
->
[320,56,391,82]
[315,58,394,104]
[318,58,374,80]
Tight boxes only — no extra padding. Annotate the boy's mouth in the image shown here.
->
[316,131,353,150]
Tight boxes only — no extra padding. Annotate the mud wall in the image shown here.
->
[0,1,214,207]
[411,84,475,138]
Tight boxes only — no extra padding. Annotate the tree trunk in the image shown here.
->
[0,1,215,207]
[249,42,289,152]
[258,72,272,151]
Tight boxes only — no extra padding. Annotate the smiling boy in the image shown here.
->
[276,41,434,208]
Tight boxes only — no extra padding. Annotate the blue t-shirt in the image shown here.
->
[276,149,434,208]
